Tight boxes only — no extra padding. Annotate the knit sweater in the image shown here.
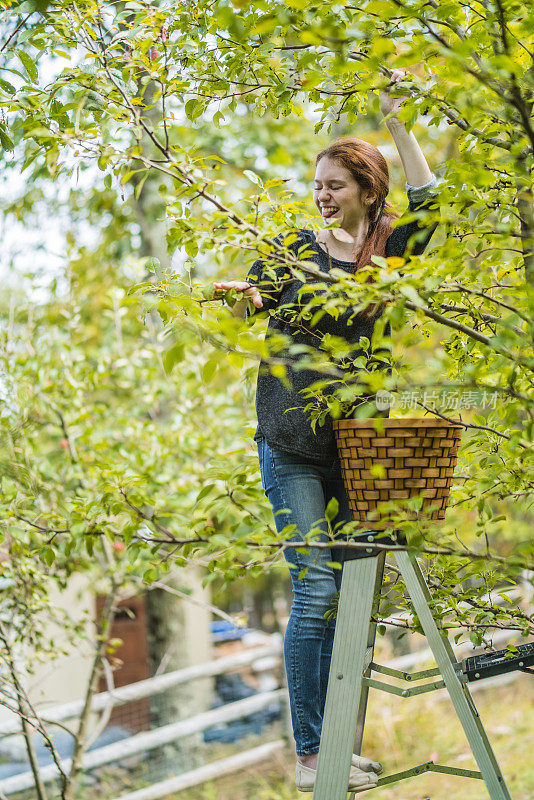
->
[246,178,440,465]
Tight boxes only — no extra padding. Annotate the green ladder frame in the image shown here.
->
[313,549,512,799]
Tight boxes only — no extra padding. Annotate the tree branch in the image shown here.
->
[0,620,51,800]
[119,492,534,571]
[63,585,119,800]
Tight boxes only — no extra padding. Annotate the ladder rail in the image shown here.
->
[353,551,385,756]
[313,557,379,800]
[396,551,512,800]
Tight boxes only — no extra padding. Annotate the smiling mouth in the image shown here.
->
[321,206,339,219]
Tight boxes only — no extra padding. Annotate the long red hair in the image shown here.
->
[315,137,399,269]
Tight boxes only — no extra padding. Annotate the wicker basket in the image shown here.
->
[333,417,463,529]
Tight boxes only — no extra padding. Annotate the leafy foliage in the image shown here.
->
[0,0,532,657]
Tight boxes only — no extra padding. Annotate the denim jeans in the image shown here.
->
[257,437,357,756]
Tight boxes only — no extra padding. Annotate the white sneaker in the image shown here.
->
[351,753,383,775]
[295,759,379,793]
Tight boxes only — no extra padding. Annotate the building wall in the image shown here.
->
[0,570,212,732]
[26,574,95,710]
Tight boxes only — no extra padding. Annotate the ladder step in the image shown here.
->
[463,642,534,682]
[375,760,483,787]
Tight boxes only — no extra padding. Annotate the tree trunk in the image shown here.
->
[145,570,213,772]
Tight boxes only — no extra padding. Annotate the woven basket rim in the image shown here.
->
[333,417,463,430]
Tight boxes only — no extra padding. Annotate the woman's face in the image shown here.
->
[313,157,372,232]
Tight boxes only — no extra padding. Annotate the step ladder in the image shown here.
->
[312,546,533,799]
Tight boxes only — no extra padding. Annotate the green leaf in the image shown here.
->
[0,78,16,95]
[185,239,198,257]
[145,257,160,272]
[325,497,339,522]
[202,283,216,300]
[202,358,218,383]
[326,560,342,570]
[0,124,14,151]
[243,169,262,186]
[195,483,216,503]
[143,568,158,584]
[17,50,38,82]
[185,98,199,120]
[135,172,149,199]
[162,343,185,375]
[399,285,424,307]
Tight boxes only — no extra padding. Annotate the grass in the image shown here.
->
[174,673,533,800]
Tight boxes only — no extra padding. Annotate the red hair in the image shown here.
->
[316,137,399,267]
[315,138,398,317]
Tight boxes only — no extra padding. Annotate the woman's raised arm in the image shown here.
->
[380,68,435,189]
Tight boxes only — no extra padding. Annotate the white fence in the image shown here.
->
[0,638,282,736]
[0,634,284,797]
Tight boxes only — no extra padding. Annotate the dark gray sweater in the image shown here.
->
[246,181,439,465]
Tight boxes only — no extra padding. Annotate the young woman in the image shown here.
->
[215,69,439,792]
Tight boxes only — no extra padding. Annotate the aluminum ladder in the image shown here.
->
[312,547,519,800]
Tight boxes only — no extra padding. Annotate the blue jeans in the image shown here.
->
[257,437,358,756]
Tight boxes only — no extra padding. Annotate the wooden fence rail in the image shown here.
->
[0,637,282,735]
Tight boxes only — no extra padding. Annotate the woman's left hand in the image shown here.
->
[379,68,413,119]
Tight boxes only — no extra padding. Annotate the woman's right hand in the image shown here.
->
[213,280,264,309]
